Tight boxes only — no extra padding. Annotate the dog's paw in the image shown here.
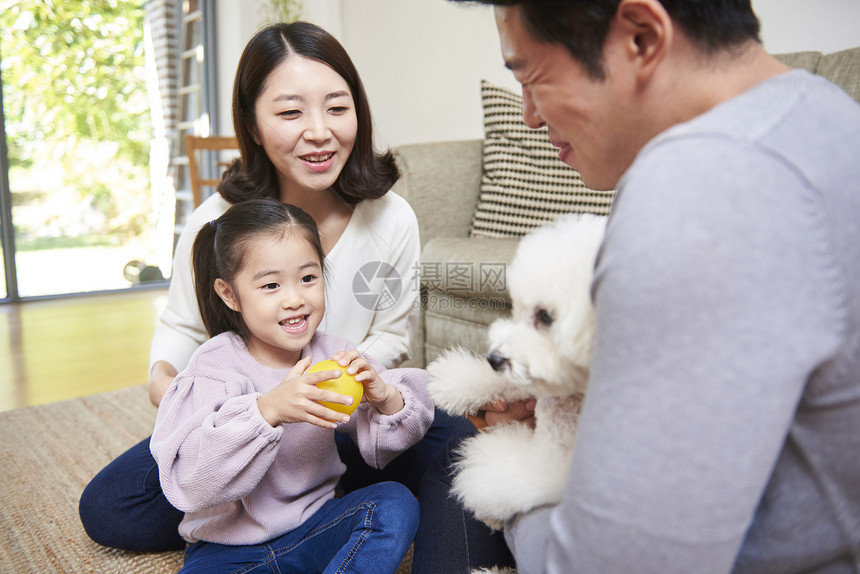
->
[427,348,526,416]
[452,423,570,526]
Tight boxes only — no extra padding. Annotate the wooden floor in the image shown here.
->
[0,288,167,412]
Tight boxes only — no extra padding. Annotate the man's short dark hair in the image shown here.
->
[451,0,761,79]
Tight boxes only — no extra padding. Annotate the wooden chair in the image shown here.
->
[185,135,239,207]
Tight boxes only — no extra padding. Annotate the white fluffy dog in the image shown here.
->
[427,213,607,531]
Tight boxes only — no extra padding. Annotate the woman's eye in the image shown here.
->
[329,106,349,114]
[279,109,301,118]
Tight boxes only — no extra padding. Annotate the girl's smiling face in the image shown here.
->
[252,55,358,199]
[215,230,325,369]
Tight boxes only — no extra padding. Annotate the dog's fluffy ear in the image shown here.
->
[427,347,532,416]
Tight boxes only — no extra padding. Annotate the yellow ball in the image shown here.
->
[307,359,364,415]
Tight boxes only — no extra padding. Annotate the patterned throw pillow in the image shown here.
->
[471,80,615,238]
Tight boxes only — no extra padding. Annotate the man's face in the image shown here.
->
[495,6,638,191]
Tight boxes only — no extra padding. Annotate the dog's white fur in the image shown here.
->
[427,213,607,533]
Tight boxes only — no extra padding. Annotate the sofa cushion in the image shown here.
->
[471,80,615,238]
[392,139,485,246]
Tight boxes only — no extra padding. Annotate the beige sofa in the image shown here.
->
[392,138,517,367]
[393,47,860,369]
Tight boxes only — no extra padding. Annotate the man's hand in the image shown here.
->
[467,398,537,431]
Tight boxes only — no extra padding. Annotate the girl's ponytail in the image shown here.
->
[192,219,246,339]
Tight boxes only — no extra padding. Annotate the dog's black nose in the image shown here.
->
[487,351,510,372]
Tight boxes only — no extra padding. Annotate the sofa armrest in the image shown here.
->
[421,237,519,302]
[392,139,484,248]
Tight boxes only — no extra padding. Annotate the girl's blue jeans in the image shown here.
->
[180,482,418,574]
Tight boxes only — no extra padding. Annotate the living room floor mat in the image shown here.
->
[0,384,183,573]
[0,384,414,573]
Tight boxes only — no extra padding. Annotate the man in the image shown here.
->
[415,1,860,572]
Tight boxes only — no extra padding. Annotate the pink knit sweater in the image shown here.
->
[150,331,433,544]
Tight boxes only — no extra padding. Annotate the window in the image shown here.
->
[0,0,215,302]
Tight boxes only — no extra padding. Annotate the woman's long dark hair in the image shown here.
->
[192,199,326,340]
[219,21,399,205]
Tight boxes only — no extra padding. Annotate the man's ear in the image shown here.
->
[214,278,240,312]
[614,0,672,80]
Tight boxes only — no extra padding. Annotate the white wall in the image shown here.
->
[754,0,860,54]
[214,0,860,147]
[212,2,263,136]
[339,1,519,150]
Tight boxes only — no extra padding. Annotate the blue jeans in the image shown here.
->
[79,435,185,551]
[180,482,417,574]
[411,428,515,574]
[78,408,474,552]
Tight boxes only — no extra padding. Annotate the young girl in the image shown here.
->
[150,199,433,573]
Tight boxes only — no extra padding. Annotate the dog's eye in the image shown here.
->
[536,308,554,326]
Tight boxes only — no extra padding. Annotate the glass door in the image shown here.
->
[1,79,14,301]
[0,0,165,300]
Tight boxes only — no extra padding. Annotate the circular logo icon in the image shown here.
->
[352,261,402,311]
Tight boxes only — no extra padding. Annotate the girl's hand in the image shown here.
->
[257,356,356,429]
[331,350,405,416]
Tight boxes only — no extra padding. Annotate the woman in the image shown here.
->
[79,21,472,552]
[150,21,412,402]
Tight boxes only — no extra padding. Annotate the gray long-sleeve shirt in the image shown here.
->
[507,70,860,573]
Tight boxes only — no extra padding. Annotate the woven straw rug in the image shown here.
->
[0,385,412,573]
[0,385,183,573]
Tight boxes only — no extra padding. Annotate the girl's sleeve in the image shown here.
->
[355,197,421,368]
[345,359,434,470]
[150,367,283,513]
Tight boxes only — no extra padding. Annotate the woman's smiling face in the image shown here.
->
[252,55,358,198]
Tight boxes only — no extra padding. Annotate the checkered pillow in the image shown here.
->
[471,80,615,238]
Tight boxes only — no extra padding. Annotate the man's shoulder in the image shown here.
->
[665,70,858,146]
[629,71,858,184]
